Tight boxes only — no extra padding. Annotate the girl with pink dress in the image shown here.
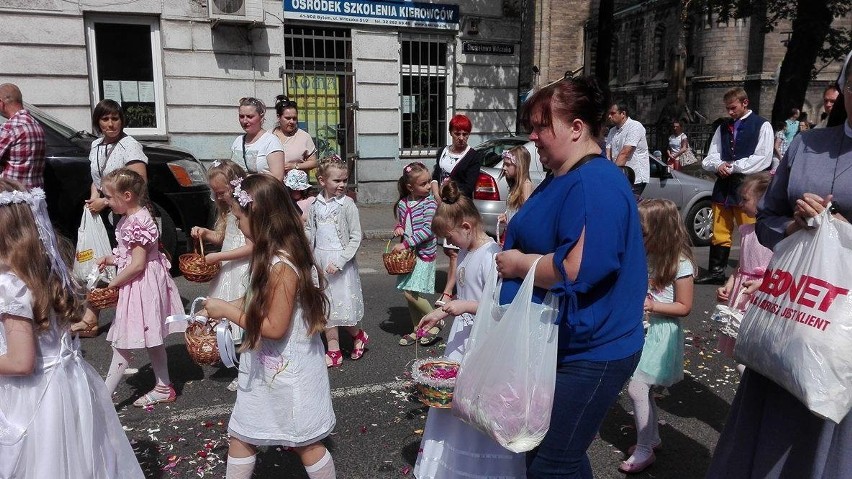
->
[97,168,184,407]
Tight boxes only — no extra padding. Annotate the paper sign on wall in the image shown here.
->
[102,81,121,103]
[138,82,155,103]
[120,81,139,102]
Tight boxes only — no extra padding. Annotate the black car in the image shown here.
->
[24,104,214,259]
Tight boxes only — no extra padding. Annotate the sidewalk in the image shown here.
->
[357,202,397,239]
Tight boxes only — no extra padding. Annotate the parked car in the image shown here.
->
[19,103,214,260]
[472,137,714,247]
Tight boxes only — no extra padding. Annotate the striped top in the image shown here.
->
[395,195,437,261]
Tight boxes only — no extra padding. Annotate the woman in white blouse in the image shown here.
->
[74,99,149,336]
[230,97,285,181]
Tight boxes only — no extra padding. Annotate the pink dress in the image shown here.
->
[728,223,773,312]
[107,208,184,349]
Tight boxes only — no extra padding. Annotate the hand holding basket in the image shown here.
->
[382,238,415,275]
[179,238,220,283]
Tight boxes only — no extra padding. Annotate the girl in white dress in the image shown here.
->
[414,180,526,479]
[203,174,336,479]
[0,179,144,478]
[191,160,252,389]
[305,156,367,368]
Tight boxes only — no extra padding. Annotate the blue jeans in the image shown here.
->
[526,351,641,478]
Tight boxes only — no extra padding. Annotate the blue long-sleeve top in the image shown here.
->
[500,157,646,363]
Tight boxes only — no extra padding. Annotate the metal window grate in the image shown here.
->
[400,34,453,152]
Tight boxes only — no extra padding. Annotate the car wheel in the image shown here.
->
[153,203,178,263]
[686,199,713,247]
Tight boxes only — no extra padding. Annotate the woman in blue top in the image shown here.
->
[495,75,646,478]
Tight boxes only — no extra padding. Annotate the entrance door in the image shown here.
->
[282,26,356,186]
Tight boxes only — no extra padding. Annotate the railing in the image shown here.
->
[644,123,717,158]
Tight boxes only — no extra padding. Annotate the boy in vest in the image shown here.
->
[696,87,773,284]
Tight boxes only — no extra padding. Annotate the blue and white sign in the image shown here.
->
[283,0,460,30]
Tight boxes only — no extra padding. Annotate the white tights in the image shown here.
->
[104,345,171,396]
[626,379,660,463]
[305,450,336,479]
[225,455,256,479]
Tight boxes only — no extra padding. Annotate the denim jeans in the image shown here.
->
[526,351,641,478]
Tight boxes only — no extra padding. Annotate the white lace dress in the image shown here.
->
[0,268,144,478]
[228,255,336,446]
[414,240,526,479]
[208,213,250,341]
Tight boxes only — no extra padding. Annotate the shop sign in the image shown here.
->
[462,42,515,55]
[283,0,460,30]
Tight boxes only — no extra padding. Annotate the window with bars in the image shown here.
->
[400,36,452,151]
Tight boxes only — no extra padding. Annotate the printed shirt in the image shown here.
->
[606,117,650,184]
[0,109,45,189]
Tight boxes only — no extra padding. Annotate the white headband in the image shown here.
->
[0,187,76,290]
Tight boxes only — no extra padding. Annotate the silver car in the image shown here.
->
[472,137,714,247]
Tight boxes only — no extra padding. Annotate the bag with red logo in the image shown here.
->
[735,208,852,422]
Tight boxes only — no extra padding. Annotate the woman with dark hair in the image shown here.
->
[705,49,852,479]
[495,76,646,477]
[429,114,483,314]
[271,95,317,174]
[230,97,285,181]
[73,99,149,337]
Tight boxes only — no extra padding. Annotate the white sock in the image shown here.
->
[626,379,658,464]
[147,344,171,387]
[304,450,336,479]
[104,348,133,396]
[226,454,256,479]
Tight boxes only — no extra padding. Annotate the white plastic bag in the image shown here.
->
[72,208,113,282]
[452,256,559,452]
[735,208,852,422]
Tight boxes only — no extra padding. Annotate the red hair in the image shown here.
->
[448,114,472,133]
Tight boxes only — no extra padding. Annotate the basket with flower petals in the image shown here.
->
[383,239,415,275]
[87,286,119,310]
[411,358,460,408]
[179,238,219,283]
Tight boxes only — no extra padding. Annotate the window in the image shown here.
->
[400,36,453,151]
[85,16,166,136]
[629,31,641,77]
[653,26,666,72]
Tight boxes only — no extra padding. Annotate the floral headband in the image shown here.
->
[230,178,253,207]
[501,150,517,165]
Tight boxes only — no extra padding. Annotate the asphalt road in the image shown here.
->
[80,240,742,478]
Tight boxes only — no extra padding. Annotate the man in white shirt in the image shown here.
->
[696,87,773,284]
[606,103,650,197]
[816,85,839,128]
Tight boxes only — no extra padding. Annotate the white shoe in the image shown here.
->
[227,378,238,391]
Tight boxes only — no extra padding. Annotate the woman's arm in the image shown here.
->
[646,276,693,318]
[496,228,585,289]
[108,245,147,289]
[126,161,148,183]
[458,150,483,198]
[0,316,35,376]
[266,150,286,181]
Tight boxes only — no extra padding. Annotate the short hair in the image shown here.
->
[824,85,839,96]
[448,114,472,133]
[611,102,629,116]
[521,75,610,139]
[91,99,126,134]
[0,83,23,106]
[723,87,748,103]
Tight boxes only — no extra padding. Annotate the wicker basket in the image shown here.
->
[412,358,460,409]
[383,239,416,275]
[87,286,119,310]
[179,238,220,283]
[185,319,220,366]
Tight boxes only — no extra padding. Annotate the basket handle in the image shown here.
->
[197,236,207,261]
[189,296,207,321]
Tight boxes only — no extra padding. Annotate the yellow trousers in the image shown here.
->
[711,204,754,248]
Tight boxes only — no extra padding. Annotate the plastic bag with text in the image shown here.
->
[452,256,559,452]
[734,209,852,422]
[72,209,114,282]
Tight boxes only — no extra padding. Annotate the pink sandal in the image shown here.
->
[132,384,176,407]
[350,329,370,360]
[326,350,343,368]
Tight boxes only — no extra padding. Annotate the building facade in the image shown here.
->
[1,0,524,202]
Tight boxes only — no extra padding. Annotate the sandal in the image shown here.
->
[132,384,176,407]
[326,349,343,368]
[350,329,369,360]
[419,326,441,346]
[434,292,453,307]
[398,333,417,346]
[71,320,99,338]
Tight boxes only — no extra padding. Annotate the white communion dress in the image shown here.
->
[209,212,250,341]
[0,268,144,479]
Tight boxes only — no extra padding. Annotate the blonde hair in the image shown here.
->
[740,171,772,199]
[235,174,328,349]
[316,154,348,181]
[0,179,83,332]
[502,146,532,211]
[207,160,247,233]
[638,198,695,289]
[432,180,482,238]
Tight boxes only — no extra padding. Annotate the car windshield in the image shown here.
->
[476,138,527,167]
[23,102,95,140]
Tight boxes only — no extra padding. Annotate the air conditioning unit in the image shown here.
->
[209,0,264,24]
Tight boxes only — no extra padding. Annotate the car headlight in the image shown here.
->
[167,159,208,187]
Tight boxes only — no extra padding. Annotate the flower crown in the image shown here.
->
[230,178,253,207]
[0,188,45,206]
[501,150,517,164]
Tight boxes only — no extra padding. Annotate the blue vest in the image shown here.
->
[712,112,769,206]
